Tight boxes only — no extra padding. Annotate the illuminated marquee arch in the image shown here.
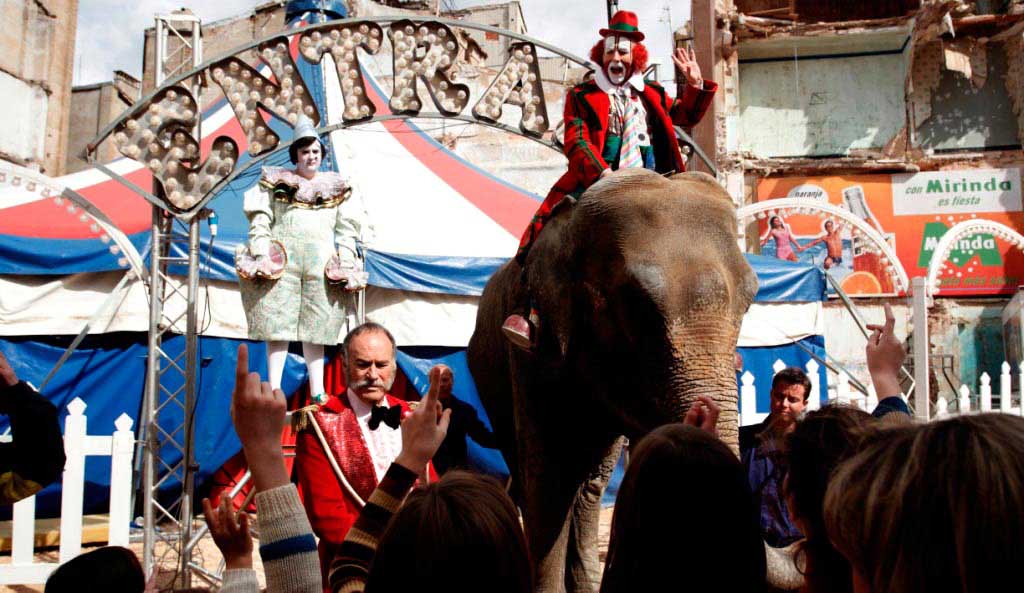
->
[925,219,1024,297]
[86,17,593,217]
[735,197,910,294]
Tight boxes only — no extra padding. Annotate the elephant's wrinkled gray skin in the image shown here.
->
[467,169,759,593]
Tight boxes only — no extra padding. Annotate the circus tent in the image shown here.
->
[0,4,828,516]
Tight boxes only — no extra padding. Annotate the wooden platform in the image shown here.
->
[0,515,111,552]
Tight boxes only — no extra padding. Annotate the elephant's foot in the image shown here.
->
[502,311,539,351]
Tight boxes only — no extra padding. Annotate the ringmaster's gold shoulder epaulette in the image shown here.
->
[290,404,321,433]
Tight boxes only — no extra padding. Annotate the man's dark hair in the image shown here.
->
[342,322,397,361]
[45,546,145,593]
[772,367,811,402]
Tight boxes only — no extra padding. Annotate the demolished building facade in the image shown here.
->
[694,0,1024,401]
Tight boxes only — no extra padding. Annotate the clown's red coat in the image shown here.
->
[517,78,717,258]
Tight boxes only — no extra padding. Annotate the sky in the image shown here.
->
[74,0,692,87]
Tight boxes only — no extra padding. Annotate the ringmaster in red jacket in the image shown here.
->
[293,322,437,590]
[502,10,718,349]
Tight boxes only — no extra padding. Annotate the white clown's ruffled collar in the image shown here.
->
[261,166,349,204]
[590,61,645,94]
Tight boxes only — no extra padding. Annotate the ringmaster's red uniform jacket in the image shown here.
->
[516,77,717,260]
[294,392,437,589]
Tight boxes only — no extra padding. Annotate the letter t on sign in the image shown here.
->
[300,22,384,122]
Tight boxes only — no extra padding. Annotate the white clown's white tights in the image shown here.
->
[302,342,326,397]
[266,341,326,397]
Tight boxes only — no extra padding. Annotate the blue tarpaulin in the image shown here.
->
[395,347,509,478]
[0,254,828,514]
[0,336,310,520]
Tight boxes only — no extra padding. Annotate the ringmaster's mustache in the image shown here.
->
[351,378,389,391]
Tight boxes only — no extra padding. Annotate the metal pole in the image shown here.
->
[156,20,166,85]
[141,209,166,576]
[912,277,931,420]
[178,218,202,586]
[606,0,618,23]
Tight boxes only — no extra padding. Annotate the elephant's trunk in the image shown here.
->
[667,315,743,452]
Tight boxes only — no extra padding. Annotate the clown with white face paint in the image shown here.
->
[502,10,719,350]
[603,35,633,85]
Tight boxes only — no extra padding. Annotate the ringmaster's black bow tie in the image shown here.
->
[368,405,401,430]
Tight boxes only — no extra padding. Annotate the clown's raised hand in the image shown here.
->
[672,46,703,88]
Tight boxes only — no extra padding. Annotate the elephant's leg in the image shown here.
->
[520,451,579,593]
[565,436,624,593]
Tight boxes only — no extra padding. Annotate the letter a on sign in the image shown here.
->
[472,42,549,137]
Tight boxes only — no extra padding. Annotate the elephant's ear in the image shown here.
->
[668,171,734,205]
[524,221,575,363]
[525,259,573,363]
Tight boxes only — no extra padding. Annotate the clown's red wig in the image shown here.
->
[589,39,649,73]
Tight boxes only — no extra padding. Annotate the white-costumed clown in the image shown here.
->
[236,115,371,401]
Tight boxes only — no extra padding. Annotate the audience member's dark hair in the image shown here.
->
[772,367,811,401]
[783,405,874,593]
[601,424,766,593]
[45,546,145,593]
[288,135,322,164]
[825,413,1024,593]
[365,470,532,593]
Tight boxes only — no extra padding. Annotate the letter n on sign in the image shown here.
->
[208,37,321,156]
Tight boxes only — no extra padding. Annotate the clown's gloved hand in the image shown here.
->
[325,254,368,291]
[235,241,286,280]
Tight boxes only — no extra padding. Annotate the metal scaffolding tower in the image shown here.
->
[142,10,205,587]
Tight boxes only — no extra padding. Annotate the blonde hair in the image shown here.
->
[824,413,1024,593]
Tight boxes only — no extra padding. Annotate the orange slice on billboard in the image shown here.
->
[841,271,882,295]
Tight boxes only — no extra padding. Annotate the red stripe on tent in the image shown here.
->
[201,116,247,154]
[0,167,153,239]
[366,80,538,238]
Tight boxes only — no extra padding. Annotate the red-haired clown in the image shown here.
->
[503,10,718,349]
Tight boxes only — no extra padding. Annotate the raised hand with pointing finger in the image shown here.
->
[395,365,452,476]
[865,303,905,399]
[232,343,289,492]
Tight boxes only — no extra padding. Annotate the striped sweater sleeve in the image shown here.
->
[255,484,321,593]
[328,463,419,593]
[872,395,913,426]
[220,569,260,593]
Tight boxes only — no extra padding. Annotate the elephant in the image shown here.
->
[467,168,759,593]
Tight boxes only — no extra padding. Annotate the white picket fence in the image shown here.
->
[738,358,1024,426]
[932,362,1024,418]
[739,359,887,426]
[0,397,135,585]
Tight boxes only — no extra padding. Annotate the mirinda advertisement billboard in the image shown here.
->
[756,168,1024,297]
